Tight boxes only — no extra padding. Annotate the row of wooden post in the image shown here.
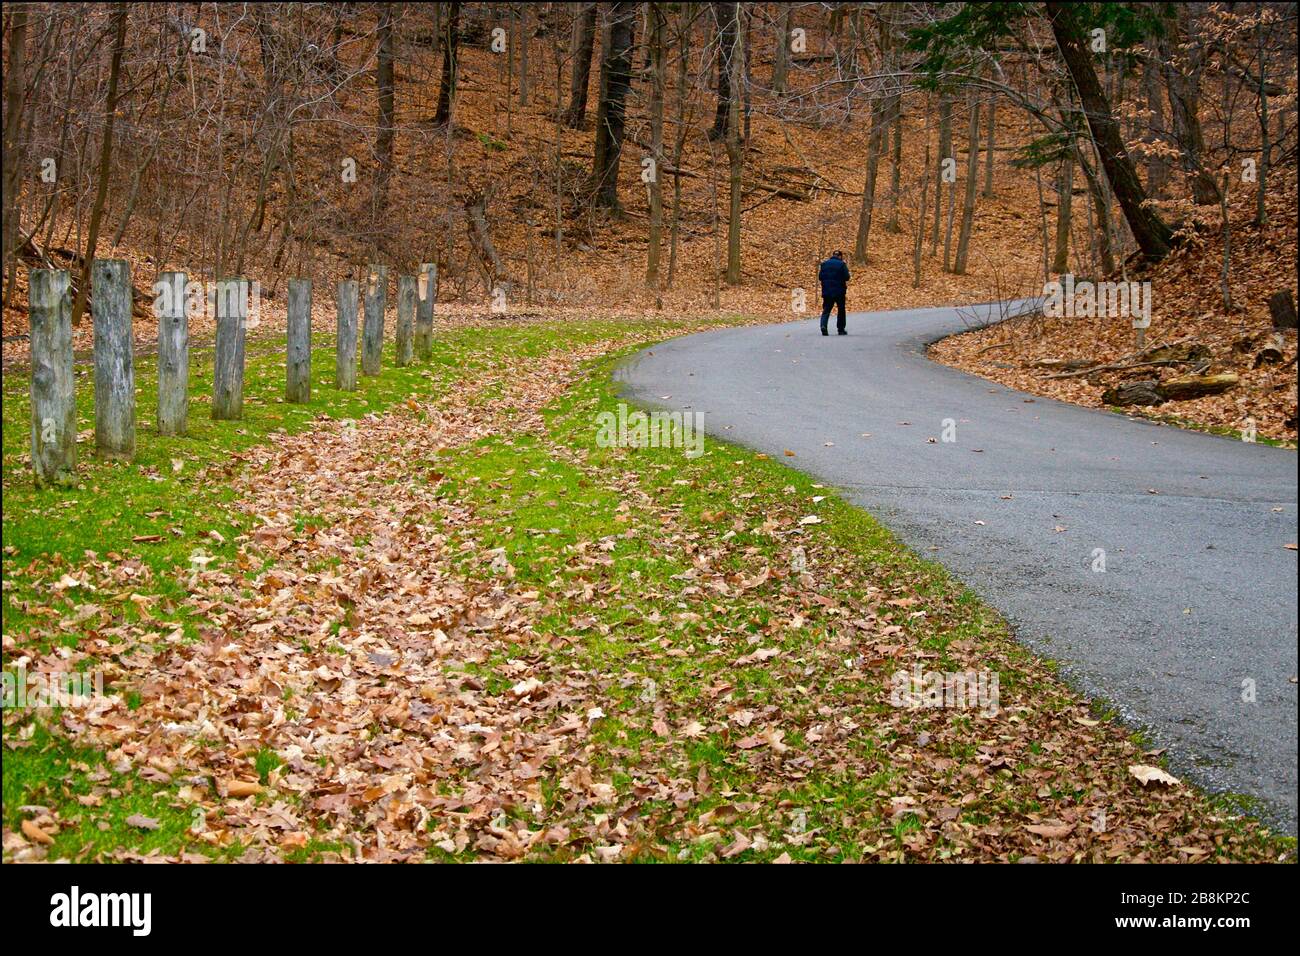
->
[28,261,437,487]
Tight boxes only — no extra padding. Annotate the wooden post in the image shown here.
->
[336,279,359,390]
[362,264,387,376]
[286,277,312,402]
[395,274,416,367]
[156,271,189,435]
[28,269,76,486]
[92,258,135,459]
[415,262,436,360]
[212,277,247,420]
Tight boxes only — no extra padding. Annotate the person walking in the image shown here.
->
[818,250,850,335]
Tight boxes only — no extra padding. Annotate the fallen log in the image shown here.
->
[1253,346,1285,368]
[1030,357,1092,371]
[1102,380,1163,406]
[1043,337,1211,379]
[1101,373,1240,406]
[1047,357,1209,379]
[1157,372,1239,401]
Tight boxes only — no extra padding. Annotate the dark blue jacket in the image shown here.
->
[819,255,850,298]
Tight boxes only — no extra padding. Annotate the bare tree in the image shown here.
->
[953,91,980,275]
[646,3,666,289]
[71,2,127,328]
[723,1,743,283]
[1046,1,1175,262]
[433,1,461,126]
[709,2,737,141]
[2,4,30,308]
[564,2,598,127]
[591,2,636,211]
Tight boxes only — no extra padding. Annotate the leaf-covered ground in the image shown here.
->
[931,174,1298,443]
[3,317,1293,862]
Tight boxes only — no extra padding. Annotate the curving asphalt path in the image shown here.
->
[616,301,1299,833]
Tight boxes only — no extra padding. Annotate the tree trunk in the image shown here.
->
[92,258,135,455]
[212,277,246,421]
[887,96,903,232]
[1267,290,1296,329]
[591,2,637,210]
[2,6,29,309]
[156,271,189,434]
[931,94,951,252]
[852,95,887,264]
[465,191,509,287]
[914,131,930,289]
[724,2,743,284]
[772,4,790,94]
[1254,3,1269,227]
[646,4,667,290]
[667,7,691,287]
[1142,54,1169,197]
[395,274,416,367]
[1053,151,1073,274]
[983,93,996,198]
[709,3,737,141]
[375,3,395,223]
[1077,145,1116,275]
[336,279,359,391]
[518,4,530,106]
[286,277,311,402]
[433,2,462,126]
[1158,5,1220,206]
[29,269,76,486]
[1046,1,1175,262]
[953,93,980,275]
[564,3,599,128]
[416,263,436,359]
[362,265,388,376]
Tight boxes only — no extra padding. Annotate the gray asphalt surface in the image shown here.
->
[616,301,1299,833]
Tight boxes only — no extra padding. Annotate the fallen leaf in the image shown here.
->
[21,819,54,845]
[1129,765,1180,787]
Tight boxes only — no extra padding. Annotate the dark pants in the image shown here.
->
[820,294,846,333]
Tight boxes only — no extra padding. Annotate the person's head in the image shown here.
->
[831,249,843,259]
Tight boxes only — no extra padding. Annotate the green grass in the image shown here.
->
[3,723,242,862]
[425,345,1043,861]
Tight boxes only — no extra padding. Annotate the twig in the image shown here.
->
[1045,358,1210,379]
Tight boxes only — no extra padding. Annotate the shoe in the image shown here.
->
[837,330,847,335]
[821,329,828,336]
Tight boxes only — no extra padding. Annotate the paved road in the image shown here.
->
[617,301,1299,833]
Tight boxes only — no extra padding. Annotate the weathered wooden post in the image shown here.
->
[286,277,312,402]
[415,262,436,360]
[395,274,416,367]
[336,279,359,390]
[29,269,76,486]
[212,277,247,420]
[361,264,387,376]
[155,271,189,435]
[92,258,135,459]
